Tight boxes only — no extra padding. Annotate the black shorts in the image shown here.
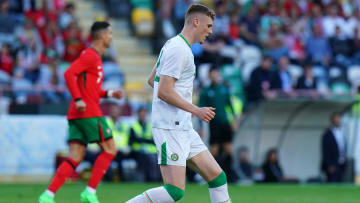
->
[209,122,233,145]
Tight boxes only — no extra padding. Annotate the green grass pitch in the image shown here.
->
[0,183,359,203]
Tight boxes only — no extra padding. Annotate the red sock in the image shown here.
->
[88,152,115,189]
[48,158,78,193]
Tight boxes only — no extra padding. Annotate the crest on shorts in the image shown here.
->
[170,153,179,161]
[106,128,111,134]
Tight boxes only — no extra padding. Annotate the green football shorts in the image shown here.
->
[68,117,112,145]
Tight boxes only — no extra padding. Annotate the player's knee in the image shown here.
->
[164,184,184,202]
[69,154,84,163]
[106,147,117,156]
[208,171,227,188]
[102,144,117,155]
[101,139,118,155]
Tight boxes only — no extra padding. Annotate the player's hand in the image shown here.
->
[194,107,215,123]
[112,89,123,99]
[75,99,86,112]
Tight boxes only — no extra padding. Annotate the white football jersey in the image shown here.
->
[151,34,196,130]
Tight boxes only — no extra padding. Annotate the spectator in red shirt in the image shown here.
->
[0,43,13,75]
[39,21,64,63]
[63,21,85,62]
[229,13,239,40]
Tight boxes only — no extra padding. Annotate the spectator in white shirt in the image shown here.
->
[322,5,346,37]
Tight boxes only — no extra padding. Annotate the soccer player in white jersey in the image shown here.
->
[126,4,231,203]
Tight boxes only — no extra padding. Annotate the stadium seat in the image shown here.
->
[328,66,343,79]
[131,8,154,37]
[313,65,327,79]
[288,64,303,85]
[198,63,212,87]
[347,65,360,89]
[330,80,351,94]
[26,94,44,104]
[242,61,259,84]
[239,45,262,65]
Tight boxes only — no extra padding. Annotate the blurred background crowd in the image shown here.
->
[1,0,360,186]
[0,0,123,105]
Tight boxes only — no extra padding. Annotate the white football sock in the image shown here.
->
[45,189,54,197]
[126,186,174,203]
[208,183,231,203]
[86,186,96,194]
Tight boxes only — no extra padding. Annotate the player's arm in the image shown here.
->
[64,59,88,100]
[147,65,156,88]
[64,54,93,111]
[99,88,123,99]
[158,75,215,123]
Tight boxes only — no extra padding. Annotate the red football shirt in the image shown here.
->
[64,48,107,120]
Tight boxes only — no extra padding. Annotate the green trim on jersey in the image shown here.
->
[82,72,86,87]
[156,49,164,68]
[161,142,167,165]
[178,34,191,48]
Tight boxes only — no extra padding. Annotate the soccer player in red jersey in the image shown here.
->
[39,21,122,203]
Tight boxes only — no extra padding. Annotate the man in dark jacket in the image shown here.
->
[296,63,317,90]
[247,56,273,104]
[321,112,347,182]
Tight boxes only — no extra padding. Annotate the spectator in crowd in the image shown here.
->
[262,148,284,182]
[107,104,131,181]
[25,0,57,30]
[199,67,237,182]
[229,12,239,41]
[213,2,230,41]
[262,22,288,61]
[16,32,41,83]
[234,146,255,182]
[129,107,160,182]
[0,43,13,76]
[283,24,306,63]
[0,0,18,45]
[322,4,346,38]
[9,0,36,14]
[247,56,273,105]
[39,21,64,62]
[307,3,324,32]
[11,67,33,103]
[305,24,331,66]
[351,27,360,64]
[62,21,85,62]
[321,112,347,183]
[271,55,293,94]
[38,56,68,102]
[173,0,192,33]
[239,6,260,46]
[15,17,43,62]
[345,9,360,38]
[329,26,352,65]
[296,63,318,90]
[262,148,298,183]
[59,2,76,30]
[260,2,281,39]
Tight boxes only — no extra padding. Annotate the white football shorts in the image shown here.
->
[152,128,208,166]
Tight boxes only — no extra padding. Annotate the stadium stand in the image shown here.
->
[2,0,360,189]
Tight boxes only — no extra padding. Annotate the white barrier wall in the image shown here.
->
[0,115,68,175]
